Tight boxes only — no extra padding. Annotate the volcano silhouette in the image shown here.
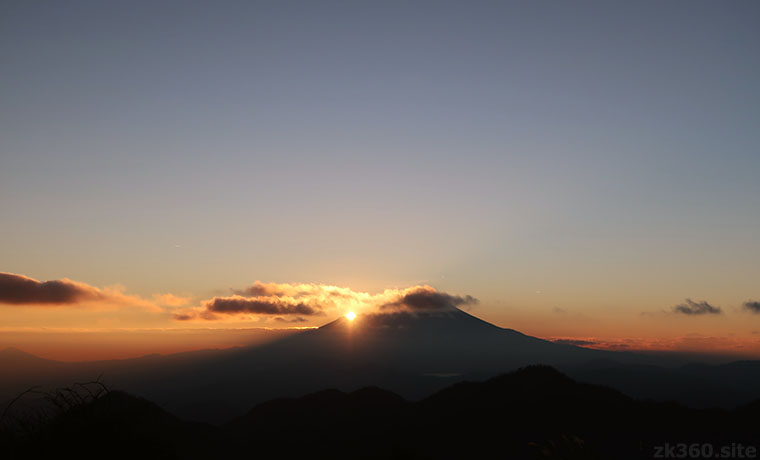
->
[275,308,609,374]
[129,308,615,421]
[9,308,757,424]
[2,309,611,423]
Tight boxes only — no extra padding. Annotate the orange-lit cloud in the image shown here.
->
[152,293,192,307]
[174,283,478,321]
[549,334,760,357]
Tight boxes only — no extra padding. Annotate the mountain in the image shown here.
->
[1,390,217,460]
[130,308,627,421]
[3,309,760,423]
[0,347,61,371]
[570,358,760,408]
[4,366,759,460]
[0,347,65,393]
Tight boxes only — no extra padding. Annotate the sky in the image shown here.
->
[1,0,759,360]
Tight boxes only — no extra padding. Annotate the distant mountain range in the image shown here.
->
[3,366,759,460]
[2,308,760,423]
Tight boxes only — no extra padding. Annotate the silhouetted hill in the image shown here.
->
[569,359,760,408]
[2,390,216,460]
[139,309,625,421]
[3,366,758,460]
[0,347,54,365]
[0,347,62,380]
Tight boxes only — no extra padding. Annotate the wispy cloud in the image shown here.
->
[743,300,760,314]
[547,334,760,356]
[152,293,191,307]
[274,316,308,323]
[671,299,722,315]
[552,338,598,347]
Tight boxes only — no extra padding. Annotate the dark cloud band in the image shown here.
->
[206,297,320,316]
[381,287,478,311]
[744,301,760,314]
[0,272,103,305]
[552,339,598,347]
[672,299,722,315]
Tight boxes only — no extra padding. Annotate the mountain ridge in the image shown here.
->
[4,365,759,460]
[3,310,760,423]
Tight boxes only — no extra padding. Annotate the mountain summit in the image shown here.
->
[280,308,610,375]
[6,309,758,424]
[127,308,620,421]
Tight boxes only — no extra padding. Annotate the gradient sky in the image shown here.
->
[1,1,759,360]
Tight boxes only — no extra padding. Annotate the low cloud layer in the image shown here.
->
[547,334,760,356]
[175,282,478,321]
[275,316,308,323]
[744,301,760,314]
[552,339,599,347]
[672,299,722,315]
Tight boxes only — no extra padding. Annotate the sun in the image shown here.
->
[345,311,357,321]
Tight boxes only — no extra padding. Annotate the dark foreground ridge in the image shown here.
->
[4,311,760,424]
[2,366,759,460]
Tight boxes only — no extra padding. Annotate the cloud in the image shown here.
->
[0,272,105,305]
[552,339,598,347]
[743,301,760,314]
[0,272,162,311]
[233,281,289,297]
[380,286,477,312]
[173,313,196,321]
[206,297,320,316]
[672,299,722,315]
[232,281,362,300]
[174,282,477,321]
[274,316,308,323]
[152,293,191,307]
[546,335,760,356]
